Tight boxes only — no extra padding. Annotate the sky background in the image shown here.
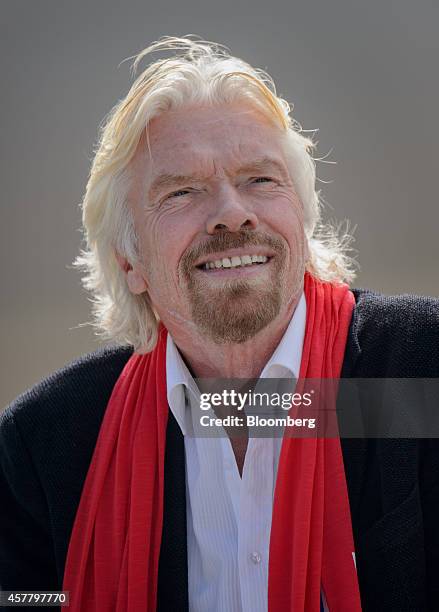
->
[1,0,438,407]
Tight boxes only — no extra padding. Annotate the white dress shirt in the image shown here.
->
[166,293,306,612]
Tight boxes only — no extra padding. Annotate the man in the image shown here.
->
[1,36,439,612]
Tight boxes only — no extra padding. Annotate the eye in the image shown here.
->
[250,176,275,184]
[168,189,191,198]
[160,189,192,205]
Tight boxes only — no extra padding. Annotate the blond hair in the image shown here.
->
[75,35,356,352]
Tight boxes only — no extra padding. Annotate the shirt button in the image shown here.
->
[250,551,262,564]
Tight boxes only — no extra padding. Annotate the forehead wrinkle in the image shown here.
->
[148,154,289,201]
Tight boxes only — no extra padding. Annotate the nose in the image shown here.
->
[205,187,259,234]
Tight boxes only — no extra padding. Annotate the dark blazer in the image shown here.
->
[1,289,439,611]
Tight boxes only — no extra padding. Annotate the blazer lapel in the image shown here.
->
[339,293,369,526]
[157,410,189,611]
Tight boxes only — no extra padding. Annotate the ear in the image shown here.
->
[115,251,148,295]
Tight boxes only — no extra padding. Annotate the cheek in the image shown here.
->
[277,203,307,271]
[265,194,306,244]
[138,210,171,260]
[139,210,200,281]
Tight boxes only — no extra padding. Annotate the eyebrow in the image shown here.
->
[148,156,288,201]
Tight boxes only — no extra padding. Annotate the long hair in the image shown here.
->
[75,36,356,352]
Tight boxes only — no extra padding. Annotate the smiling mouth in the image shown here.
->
[196,254,273,271]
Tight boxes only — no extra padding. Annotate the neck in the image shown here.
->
[163,293,301,379]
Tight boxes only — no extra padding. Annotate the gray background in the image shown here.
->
[1,0,438,408]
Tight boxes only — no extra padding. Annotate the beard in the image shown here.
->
[180,230,298,344]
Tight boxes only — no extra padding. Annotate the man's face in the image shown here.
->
[127,103,308,344]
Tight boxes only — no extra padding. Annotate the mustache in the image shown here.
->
[181,230,286,273]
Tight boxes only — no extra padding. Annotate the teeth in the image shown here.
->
[202,254,269,270]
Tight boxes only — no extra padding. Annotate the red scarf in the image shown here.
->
[63,273,361,611]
